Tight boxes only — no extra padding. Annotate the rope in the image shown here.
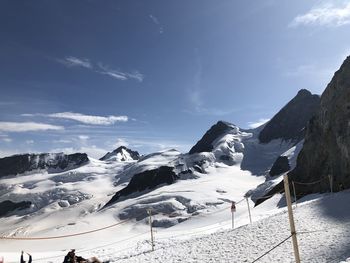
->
[292,175,328,185]
[250,235,292,263]
[0,219,129,240]
[34,231,150,261]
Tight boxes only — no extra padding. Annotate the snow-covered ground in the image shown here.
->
[2,190,350,262]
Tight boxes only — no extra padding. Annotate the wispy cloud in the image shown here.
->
[97,63,144,82]
[57,56,144,82]
[186,54,236,116]
[23,112,128,125]
[50,146,107,159]
[78,135,89,141]
[149,14,164,34]
[290,2,350,27]
[0,134,13,143]
[247,118,270,129]
[57,56,92,69]
[114,138,129,148]
[0,122,64,132]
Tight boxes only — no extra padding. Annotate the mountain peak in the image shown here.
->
[189,120,237,154]
[99,146,140,161]
[258,89,320,144]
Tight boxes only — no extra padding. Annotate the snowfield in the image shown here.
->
[88,191,350,263]
[2,191,350,262]
[1,123,349,262]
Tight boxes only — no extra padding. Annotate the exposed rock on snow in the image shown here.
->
[0,153,89,178]
[0,200,32,217]
[269,156,290,176]
[100,146,140,162]
[189,121,237,154]
[259,89,320,144]
[104,166,178,207]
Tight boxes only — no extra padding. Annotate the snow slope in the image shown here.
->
[2,190,350,262]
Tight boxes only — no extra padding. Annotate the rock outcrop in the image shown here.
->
[269,156,290,176]
[0,200,32,217]
[0,153,89,178]
[259,89,320,144]
[189,121,236,154]
[104,166,178,207]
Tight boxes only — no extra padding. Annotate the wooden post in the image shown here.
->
[245,197,252,224]
[283,174,301,263]
[147,209,155,251]
[328,174,333,194]
[231,210,234,229]
[292,181,297,208]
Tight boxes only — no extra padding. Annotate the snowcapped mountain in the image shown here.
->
[1,88,339,262]
[0,152,89,178]
[99,146,140,162]
[0,89,319,226]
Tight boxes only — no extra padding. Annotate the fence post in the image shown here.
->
[283,174,301,263]
[232,210,234,229]
[245,197,252,224]
[328,174,333,194]
[292,181,297,208]
[147,209,155,251]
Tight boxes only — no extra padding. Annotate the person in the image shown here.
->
[63,249,77,263]
[20,251,32,263]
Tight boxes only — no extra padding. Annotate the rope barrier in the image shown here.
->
[250,235,292,263]
[292,175,328,185]
[0,219,129,240]
[35,231,150,262]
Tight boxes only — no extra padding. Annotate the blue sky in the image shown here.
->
[1,0,350,158]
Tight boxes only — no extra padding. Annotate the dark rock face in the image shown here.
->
[259,89,320,144]
[0,200,32,217]
[256,56,350,205]
[269,156,291,176]
[189,121,233,154]
[99,146,140,161]
[288,56,350,195]
[0,153,89,178]
[104,166,178,207]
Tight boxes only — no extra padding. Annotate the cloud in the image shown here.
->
[57,56,144,82]
[290,2,350,27]
[149,14,164,34]
[0,149,20,158]
[0,122,64,132]
[51,146,107,159]
[23,112,128,125]
[78,135,89,141]
[97,63,144,82]
[2,138,12,143]
[48,112,128,125]
[186,54,235,116]
[58,56,92,69]
[247,118,270,129]
[26,140,34,144]
[114,138,129,148]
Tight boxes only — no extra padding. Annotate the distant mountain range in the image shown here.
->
[1,56,350,229]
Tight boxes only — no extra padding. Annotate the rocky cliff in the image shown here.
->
[289,56,350,194]
[256,56,350,205]
[259,89,320,144]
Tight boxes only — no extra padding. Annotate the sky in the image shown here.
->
[1,0,350,158]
